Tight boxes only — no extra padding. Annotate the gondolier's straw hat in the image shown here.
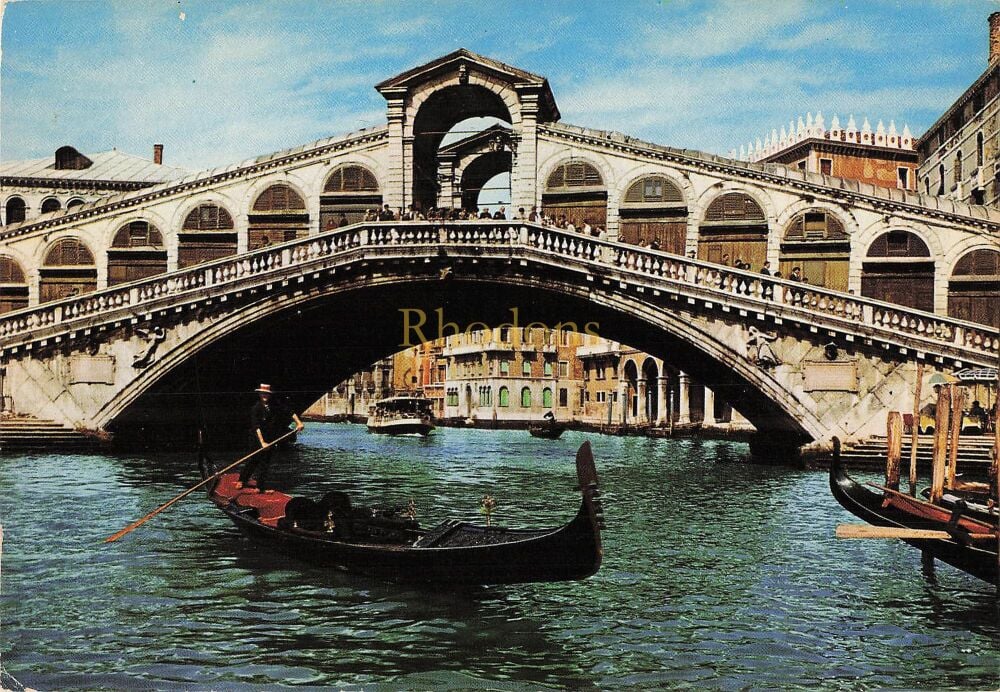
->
[255,383,273,394]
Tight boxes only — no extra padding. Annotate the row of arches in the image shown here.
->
[0,166,387,307]
[3,159,997,326]
[4,195,87,225]
[538,161,998,325]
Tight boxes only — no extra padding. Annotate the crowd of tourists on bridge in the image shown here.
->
[355,203,608,238]
[351,203,826,299]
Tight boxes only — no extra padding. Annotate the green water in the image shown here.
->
[1,424,997,690]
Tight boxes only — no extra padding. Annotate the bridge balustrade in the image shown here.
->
[0,221,995,363]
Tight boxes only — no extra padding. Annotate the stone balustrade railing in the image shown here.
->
[0,221,995,364]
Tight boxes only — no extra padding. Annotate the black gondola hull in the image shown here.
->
[203,442,604,585]
[528,423,566,439]
[220,502,600,584]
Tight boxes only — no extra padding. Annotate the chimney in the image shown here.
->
[990,13,1000,64]
[153,143,163,165]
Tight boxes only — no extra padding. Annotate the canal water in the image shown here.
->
[0,424,997,690]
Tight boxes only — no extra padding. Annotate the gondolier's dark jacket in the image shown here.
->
[251,398,292,444]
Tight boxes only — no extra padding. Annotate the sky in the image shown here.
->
[0,0,996,173]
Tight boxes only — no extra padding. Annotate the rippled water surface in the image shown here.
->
[1,424,997,690]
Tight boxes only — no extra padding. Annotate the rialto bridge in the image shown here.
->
[0,50,997,454]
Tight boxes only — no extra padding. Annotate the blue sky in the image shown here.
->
[1,0,996,171]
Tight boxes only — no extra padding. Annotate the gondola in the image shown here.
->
[829,438,998,584]
[528,421,567,439]
[199,442,604,585]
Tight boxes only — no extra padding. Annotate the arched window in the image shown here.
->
[861,231,933,311]
[325,165,379,193]
[499,386,510,407]
[948,248,1000,326]
[542,159,607,230]
[0,256,28,313]
[249,184,309,249]
[977,132,985,168]
[618,175,688,252]
[937,164,945,195]
[40,198,61,214]
[108,221,167,285]
[321,165,382,230]
[779,210,850,290]
[698,192,768,269]
[67,198,85,210]
[542,387,553,408]
[179,203,237,268]
[4,197,26,225]
[253,184,306,212]
[522,359,532,376]
[955,151,963,183]
[40,238,97,303]
[520,387,532,408]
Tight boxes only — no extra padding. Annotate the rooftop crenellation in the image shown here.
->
[733,112,914,162]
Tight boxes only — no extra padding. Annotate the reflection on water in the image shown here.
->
[0,425,997,690]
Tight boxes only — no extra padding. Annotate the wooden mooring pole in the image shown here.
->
[946,385,965,490]
[929,385,951,504]
[908,361,923,496]
[885,411,903,495]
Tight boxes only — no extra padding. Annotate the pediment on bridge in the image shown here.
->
[375,48,560,121]
[438,123,511,157]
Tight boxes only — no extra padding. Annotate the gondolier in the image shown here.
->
[238,383,293,492]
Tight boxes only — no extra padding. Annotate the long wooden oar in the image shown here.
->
[104,417,304,543]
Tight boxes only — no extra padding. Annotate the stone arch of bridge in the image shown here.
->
[459,151,513,211]
[97,270,824,451]
[409,84,514,212]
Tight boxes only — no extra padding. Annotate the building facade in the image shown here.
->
[914,13,1000,327]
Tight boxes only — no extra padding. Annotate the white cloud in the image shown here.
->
[638,0,810,59]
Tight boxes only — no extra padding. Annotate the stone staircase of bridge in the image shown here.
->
[0,416,106,453]
[840,434,995,474]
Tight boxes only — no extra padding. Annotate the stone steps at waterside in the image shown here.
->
[841,434,995,473]
[0,417,105,452]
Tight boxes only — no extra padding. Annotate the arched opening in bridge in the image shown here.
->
[108,221,168,285]
[39,238,96,303]
[468,169,511,217]
[320,164,382,230]
[4,197,26,225]
[40,197,61,214]
[543,159,607,230]
[412,87,513,213]
[178,204,237,268]
[249,184,309,250]
[641,357,659,423]
[698,192,768,269]
[440,118,514,215]
[0,256,28,313]
[621,359,639,423]
[861,230,933,312]
[948,248,999,326]
[779,209,849,290]
[618,175,687,253]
